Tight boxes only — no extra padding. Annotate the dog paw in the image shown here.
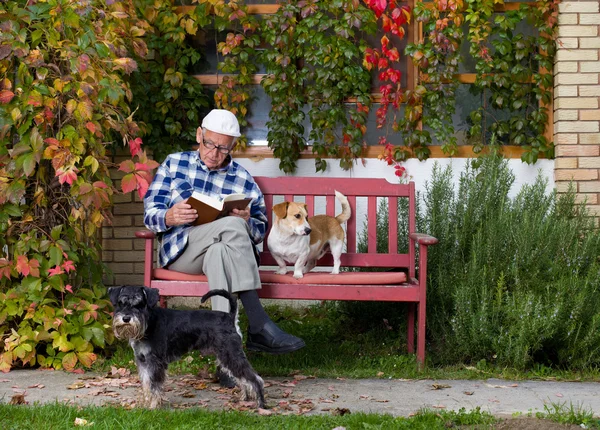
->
[275,268,287,275]
[293,272,304,279]
[331,269,340,275]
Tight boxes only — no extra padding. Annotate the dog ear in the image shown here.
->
[143,287,160,308]
[302,203,309,218]
[273,202,289,219]
[107,286,122,306]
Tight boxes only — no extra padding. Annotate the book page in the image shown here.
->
[222,193,249,202]
[190,191,222,210]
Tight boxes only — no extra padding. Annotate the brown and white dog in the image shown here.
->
[267,191,351,279]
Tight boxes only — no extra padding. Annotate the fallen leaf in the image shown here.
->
[320,398,335,403]
[509,384,518,387]
[332,427,347,430]
[181,391,196,398]
[27,384,45,389]
[74,418,94,427]
[376,371,384,377]
[555,393,564,398]
[484,383,513,389]
[463,391,474,396]
[67,382,86,390]
[279,381,297,388]
[432,404,446,409]
[257,408,272,416]
[359,394,370,399]
[0,379,10,382]
[431,383,451,390]
[336,377,346,381]
[197,366,212,380]
[331,407,351,416]
[282,389,293,398]
[374,399,389,403]
[327,385,336,391]
[9,393,27,405]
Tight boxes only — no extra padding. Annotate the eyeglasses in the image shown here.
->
[202,138,234,155]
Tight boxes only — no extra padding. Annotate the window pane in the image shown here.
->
[458,13,539,73]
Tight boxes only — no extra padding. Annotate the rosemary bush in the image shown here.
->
[348,156,600,369]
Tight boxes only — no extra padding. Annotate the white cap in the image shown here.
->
[201,109,241,137]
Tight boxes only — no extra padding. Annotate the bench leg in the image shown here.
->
[407,303,415,354]
[417,299,426,369]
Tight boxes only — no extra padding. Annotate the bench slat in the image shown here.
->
[368,196,377,253]
[260,253,410,268]
[255,177,412,197]
[150,280,420,302]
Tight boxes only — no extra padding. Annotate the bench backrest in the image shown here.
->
[255,177,416,275]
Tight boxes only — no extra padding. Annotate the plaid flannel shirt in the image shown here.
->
[143,151,268,268]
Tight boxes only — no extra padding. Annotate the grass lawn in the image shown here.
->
[0,403,497,429]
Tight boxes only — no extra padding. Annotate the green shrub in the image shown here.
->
[343,155,600,369]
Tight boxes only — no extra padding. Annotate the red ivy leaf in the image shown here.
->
[129,137,142,156]
[118,159,135,173]
[0,90,15,104]
[0,259,11,279]
[121,173,137,193]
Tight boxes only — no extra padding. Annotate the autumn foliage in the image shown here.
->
[0,0,156,371]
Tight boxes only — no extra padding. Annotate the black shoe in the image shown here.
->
[216,366,236,389]
[246,320,305,354]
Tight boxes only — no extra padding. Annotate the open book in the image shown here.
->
[186,192,253,226]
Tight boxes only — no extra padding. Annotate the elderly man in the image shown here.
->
[143,109,305,385]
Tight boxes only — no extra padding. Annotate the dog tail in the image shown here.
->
[201,290,237,318]
[334,191,351,224]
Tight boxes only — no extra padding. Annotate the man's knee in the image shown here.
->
[220,216,248,233]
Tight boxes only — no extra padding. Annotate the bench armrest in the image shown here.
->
[409,232,438,246]
[135,230,155,239]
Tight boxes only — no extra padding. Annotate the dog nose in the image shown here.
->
[123,316,131,323]
[304,227,312,235]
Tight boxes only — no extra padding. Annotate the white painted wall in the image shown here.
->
[237,157,556,198]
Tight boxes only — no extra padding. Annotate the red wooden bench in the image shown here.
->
[135,177,438,366]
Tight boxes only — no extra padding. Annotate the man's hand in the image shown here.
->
[229,208,250,222]
[166,201,197,226]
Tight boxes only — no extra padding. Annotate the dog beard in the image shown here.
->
[113,320,145,341]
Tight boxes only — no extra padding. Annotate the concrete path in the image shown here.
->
[0,369,598,417]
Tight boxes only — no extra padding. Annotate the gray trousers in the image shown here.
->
[168,216,261,312]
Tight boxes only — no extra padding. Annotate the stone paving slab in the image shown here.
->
[0,369,599,417]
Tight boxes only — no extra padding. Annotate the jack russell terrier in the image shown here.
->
[267,191,351,279]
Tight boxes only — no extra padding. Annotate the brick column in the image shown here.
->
[102,151,147,286]
[554,1,600,220]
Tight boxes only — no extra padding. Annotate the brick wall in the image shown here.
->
[102,152,148,286]
[554,1,600,220]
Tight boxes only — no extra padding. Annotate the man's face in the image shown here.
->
[196,128,235,170]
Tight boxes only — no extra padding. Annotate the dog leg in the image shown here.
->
[272,253,288,275]
[293,253,308,279]
[302,259,316,274]
[137,360,166,409]
[218,352,265,409]
[329,238,344,275]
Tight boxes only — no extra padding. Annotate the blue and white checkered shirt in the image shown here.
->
[143,151,268,268]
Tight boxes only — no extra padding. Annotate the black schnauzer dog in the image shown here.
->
[108,286,265,409]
